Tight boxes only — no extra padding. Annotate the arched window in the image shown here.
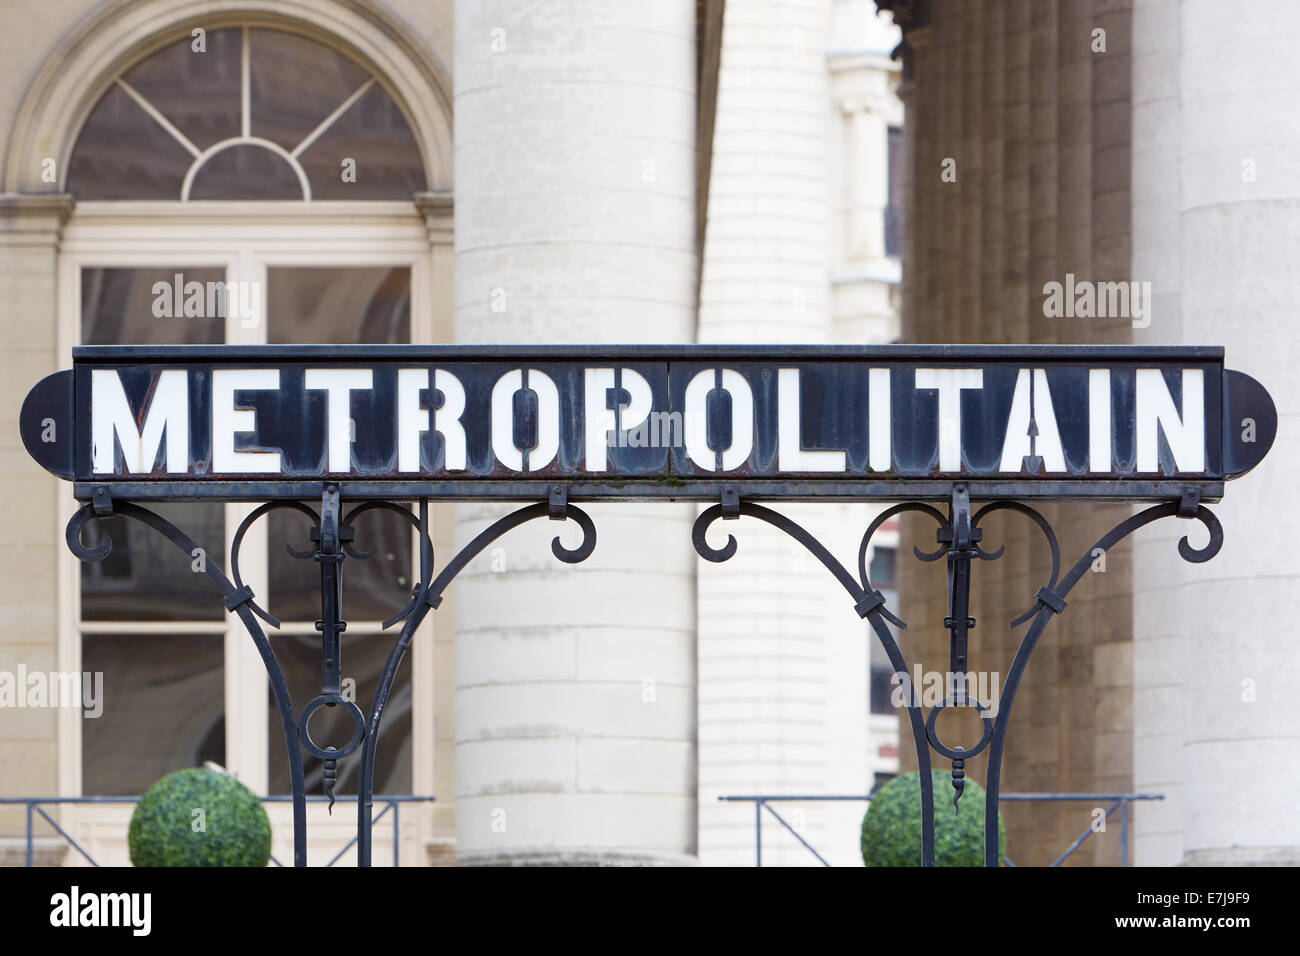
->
[67,26,427,200]
[53,16,449,864]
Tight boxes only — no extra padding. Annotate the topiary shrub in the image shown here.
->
[861,770,1006,866]
[128,767,271,867]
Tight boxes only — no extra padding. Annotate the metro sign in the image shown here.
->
[20,345,1275,502]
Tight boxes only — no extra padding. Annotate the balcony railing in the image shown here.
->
[0,794,436,867]
[717,792,1165,866]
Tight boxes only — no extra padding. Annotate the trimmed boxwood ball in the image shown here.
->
[861,770,1006,866]
[129,767,271,867]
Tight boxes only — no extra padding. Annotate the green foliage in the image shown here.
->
[861,770,1006,866]
[128,767,271,867]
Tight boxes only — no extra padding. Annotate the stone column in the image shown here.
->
[452,1,699,865]
[1131,0,1300,866]
[1129,0,1187,867]
[695,0,837,867]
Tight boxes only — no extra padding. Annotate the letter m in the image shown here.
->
[101,893,128,926]
[92,369,189,473]
[651,410,682,448]
[1097,281,1130,318]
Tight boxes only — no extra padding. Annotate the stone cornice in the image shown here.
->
[0,193,75,246]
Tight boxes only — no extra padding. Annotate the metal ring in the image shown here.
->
[297,694,366,760]
[925,694,994,761]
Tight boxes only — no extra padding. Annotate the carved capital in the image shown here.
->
[875,0,932,84]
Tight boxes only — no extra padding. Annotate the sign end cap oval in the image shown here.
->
[19,369,74,480]
[1223,369,1277,480]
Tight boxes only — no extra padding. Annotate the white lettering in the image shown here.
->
[584,368,653,471]
[491,369,559,471]
[91,369,188,474]
[304,369,372,472]
[397,368,466,472]
[914,368,983,472]
[998,369,1066,472]
[1136,368,1204,472]
[1089,368,1111,472]
[212,369,280,473]
[683,368,753,471]
[869,367,891,471]
[778,368,845,472]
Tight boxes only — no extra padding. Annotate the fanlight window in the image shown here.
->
[67,26,427,200]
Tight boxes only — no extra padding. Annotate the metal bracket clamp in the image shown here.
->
[310,526,355,546]
[549,484,568,520]
[1178,486,1201,518]
[315,484,343,559]
[721,486,740,519]
[223,585,257,612]
[854,589,886,618]
[1032,586,1067,615]
[91,485,113,517]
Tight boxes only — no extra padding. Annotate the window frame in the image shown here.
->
[56,200,439,809]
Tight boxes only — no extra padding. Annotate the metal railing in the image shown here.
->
[717,792,1165,867]
[1,794,436,868]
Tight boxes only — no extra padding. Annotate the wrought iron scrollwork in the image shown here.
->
[692,485,1224,867]
[67,476,1222,868]
[66,486,598,866]
[68,496,309,866]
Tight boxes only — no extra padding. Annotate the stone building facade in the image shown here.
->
[878,0,1298,866]
[0,0,904,866]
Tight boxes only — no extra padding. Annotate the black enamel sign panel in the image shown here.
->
[19,344,1275,502]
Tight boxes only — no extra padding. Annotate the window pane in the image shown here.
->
[66,83,195,199]
[250,29,371,153]
[267,266,410,344]
[870,666,897,715]
[188,144,305,200]
[298,82,427,200]
[120,28,242,152]
[81,266,225,345]
[868,546,897,588]
[80,502,226,621]
[267,632,413,795]
[886,126,903,258]
[82,634,225,795]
